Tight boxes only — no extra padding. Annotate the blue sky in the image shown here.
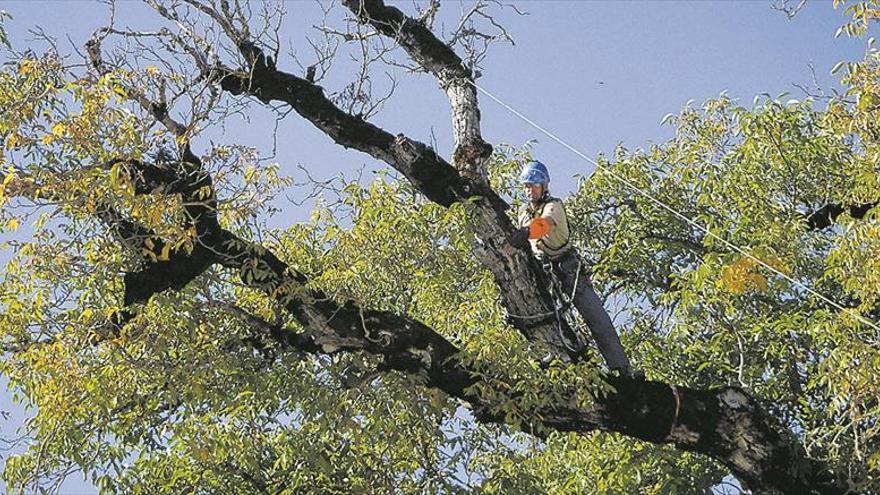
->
[0,1,875,492]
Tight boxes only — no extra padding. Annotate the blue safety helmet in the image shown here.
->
[519,160,550,185]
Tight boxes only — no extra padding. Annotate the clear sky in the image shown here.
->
[0,1,875,493]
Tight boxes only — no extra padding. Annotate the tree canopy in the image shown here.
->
[1,1,879,493]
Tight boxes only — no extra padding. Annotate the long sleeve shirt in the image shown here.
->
[517,195,571,260]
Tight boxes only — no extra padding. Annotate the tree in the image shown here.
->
[0,1,878,493]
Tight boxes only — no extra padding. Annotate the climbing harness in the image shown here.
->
[507,250,587,354]
[472,80,880,335]
[542,251,589,354]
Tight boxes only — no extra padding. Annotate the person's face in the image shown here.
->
[523,183,545,203]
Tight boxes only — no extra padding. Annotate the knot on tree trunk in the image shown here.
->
[453,138,493,182]
[393,133,426,164]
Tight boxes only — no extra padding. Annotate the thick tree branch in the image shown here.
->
[218,63,464,206]
[84,34,222,310]
[111,153,220,308]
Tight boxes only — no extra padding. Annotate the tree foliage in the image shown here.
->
[0,1,878,493]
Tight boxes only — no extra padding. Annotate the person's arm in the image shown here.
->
[533,199,567,240]
[509,216,553,249]
[528,216,552,239]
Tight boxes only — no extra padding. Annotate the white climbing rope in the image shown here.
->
[471,81,880,335]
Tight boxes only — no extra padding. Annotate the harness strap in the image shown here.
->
[544,256,584,354]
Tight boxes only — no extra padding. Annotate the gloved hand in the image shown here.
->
[508,227,531,249]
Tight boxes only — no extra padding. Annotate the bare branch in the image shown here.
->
[416,0,441,29]
[771,0,809,20]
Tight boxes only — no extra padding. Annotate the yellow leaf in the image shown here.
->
[6,132,21,149]
[718,255,774,295]
[145,66,160,76]
[51,122,66,136]
[17,59,36,75]
[762,254,791,276]
[109,162,122,189]
[193,446,210,462]
[158,243,171,261]
[5,217,18,231]
[244,165,256,182]
[197,185,212,200]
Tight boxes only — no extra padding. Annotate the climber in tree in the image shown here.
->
[508,161,634,376]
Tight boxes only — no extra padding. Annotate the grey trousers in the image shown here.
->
[550,251,631,372]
